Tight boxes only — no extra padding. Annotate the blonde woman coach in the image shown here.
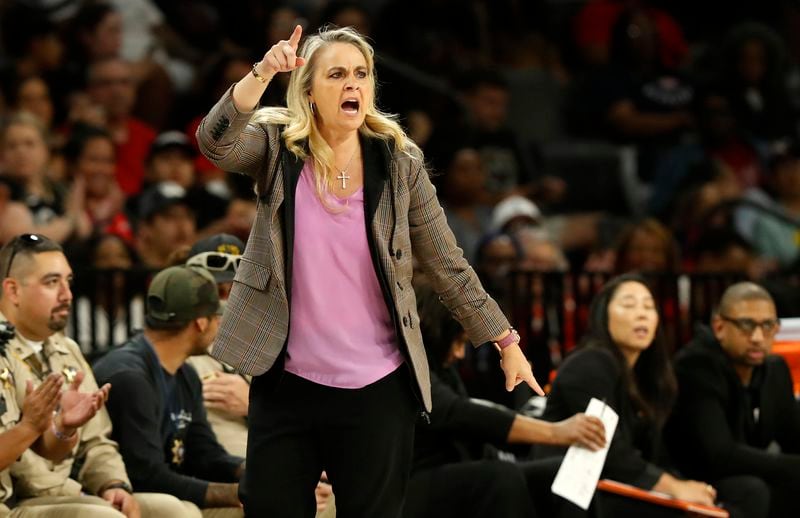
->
[197,25,541,517]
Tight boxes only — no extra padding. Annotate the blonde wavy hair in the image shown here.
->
[252,26,419,202]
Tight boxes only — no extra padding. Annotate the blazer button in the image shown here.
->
[395,248,403,259]
[402,316,409,327]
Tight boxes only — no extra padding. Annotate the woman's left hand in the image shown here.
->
[498,344,544,395]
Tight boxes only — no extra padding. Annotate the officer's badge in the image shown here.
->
[171,438,185,466]
[0,368,12,390]
[61,366,79,384]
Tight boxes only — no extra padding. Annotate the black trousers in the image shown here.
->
[241,365,419,518]
[404,460,537,518]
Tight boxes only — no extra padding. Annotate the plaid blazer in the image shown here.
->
[197,88,509,411]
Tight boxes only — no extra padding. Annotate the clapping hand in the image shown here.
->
[20,374,63,433]
[58,371,111,431]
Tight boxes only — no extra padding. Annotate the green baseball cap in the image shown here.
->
[146,266,221,326]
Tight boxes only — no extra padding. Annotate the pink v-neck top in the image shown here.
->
[284,161,403,388]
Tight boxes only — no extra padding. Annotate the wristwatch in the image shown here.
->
[495,328,521,350]
[101,481,133,494]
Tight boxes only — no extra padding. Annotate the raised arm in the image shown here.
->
[196,24,306,178]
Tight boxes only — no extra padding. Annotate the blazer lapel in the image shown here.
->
[362,134,391,226]
[282,148,304,305]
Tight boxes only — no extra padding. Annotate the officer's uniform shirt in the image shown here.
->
[2,326,131,498]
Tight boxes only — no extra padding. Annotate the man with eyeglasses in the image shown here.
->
[666,281,800,518]
[0,234,202,518]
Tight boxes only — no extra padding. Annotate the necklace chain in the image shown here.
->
[335,149,357,189]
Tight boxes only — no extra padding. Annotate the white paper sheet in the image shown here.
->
[550,397,619,510]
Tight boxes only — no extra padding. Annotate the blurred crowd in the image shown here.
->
[1,0,800,297]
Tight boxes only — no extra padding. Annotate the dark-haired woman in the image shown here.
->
[536,273,769,517]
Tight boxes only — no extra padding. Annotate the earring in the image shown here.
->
[310,102,315,114]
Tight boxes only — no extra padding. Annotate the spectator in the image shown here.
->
[0,179,35,246]
[748,141,800,267]
[569,7,693,181]
[69,233,143,352]
[649,86,769,217]
[185,235,247,454]
[614,218,679,274]
[536,273,768,518]
[692,228,762,278]
[717,23,796,142]
[67,1,174,130]
[406,282,605,518]
[428,71,566,206]
[437,146,494,264]
[133,182,196,269]
[0,233,197,517]
[4,75,56,132]
[144,131,230,232]
[93,266,244,514]
[62,124,130,240]
[666,282,799,518]
[183,234,336,515]
[573,0,689,69]
[86,58,156,195]
[0,338,123,516]
[1,112,91,243]
[0,4,66,82]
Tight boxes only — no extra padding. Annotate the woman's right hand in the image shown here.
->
[259,24,306,77]
[552,413,606,451]
[668,479,716,506]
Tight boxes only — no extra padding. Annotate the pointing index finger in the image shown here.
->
[288,24,303,48]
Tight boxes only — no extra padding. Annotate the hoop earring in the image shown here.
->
[310,102,315,114]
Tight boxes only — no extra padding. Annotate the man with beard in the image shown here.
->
[93,266,245,516]
[666,282,800,518]
[0,233,201,518]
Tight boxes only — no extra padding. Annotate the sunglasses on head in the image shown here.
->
[187,251,241,272]
[3,234,44,279]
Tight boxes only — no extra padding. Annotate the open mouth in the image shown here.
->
[633,326,650,339]
[341,99,360,114]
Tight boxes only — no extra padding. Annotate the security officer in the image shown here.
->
[0,234,201,518]
[0,321,108,517]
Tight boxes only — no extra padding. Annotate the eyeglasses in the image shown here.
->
[3,234,43,279]
[719,315,780,337]
[187,251,241,272]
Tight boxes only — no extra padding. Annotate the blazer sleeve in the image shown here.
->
[196,84,270,179]
[406,149,508,344]
[541,348,664,489]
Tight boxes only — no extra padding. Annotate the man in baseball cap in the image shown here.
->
[94,266,244,514]
[135,182,197,269]
[186,234,244,287]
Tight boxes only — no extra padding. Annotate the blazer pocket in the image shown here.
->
[233,257,271,291]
